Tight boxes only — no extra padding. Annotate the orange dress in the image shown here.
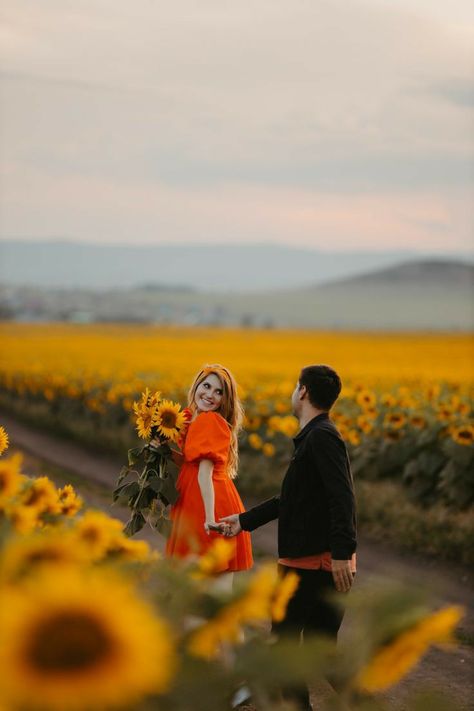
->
[166,411,253,572]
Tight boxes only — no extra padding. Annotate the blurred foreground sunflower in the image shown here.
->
[0,453,24,508]
[0,568,176,710]
[357,605,463,693]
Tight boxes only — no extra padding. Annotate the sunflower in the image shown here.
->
[248,433,263,450]
[346,430,360,446]
[262,443,275,457]
[57,485,84,517]
[153,400,187,443]
[357,605,463,692]
[0,453,25,508]
[72,510,124,560]
[384,413,406,430]
[0,530,91,583]
[133,401,156,440]
[357,416,373,435]
[0,426,9,455]
[450,424,474,446]
[356,390,377,409]
[195,538,235,577]
[410,415,426,429]
[271,570,299,622]
[21,476,61,516]
[0,567,176,710]
[106,533,157,563]
[3,504,39,535]
[188,564,279,659]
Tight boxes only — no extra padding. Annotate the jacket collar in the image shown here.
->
[293,412,329,446]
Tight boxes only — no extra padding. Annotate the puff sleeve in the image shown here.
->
[185,412,231,465]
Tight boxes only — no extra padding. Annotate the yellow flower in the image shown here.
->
[248,433,263,450]
[244,415,262,430]
[0,567,176,710]
[106,533,157,563]
[3,504,39,535]
[271,571,299,622]
[0,530,91,582]
[357,605,463,693]
[410,415,426,429]
[347,430,361,446]
[0,426,9,455]
[188,564,279,659]
[153,400,187,443]
[384,413,406,430]
[21,476,61,516]
[356,390,376,409]
[437,405,455,422]
[357,416,373,435]
[72,510,124,560]
[262,442,276,457]
[450,424,474,446]
[133,402,156,440]
[195,538,235,577]
[0,453,25,508]
[57,484,84,517]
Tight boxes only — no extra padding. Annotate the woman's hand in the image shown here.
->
[204,521,228,535]
[219,514,241,537]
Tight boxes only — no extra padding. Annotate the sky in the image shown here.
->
[0,0,473,253]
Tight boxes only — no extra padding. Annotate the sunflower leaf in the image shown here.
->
[153,515,172,537]
[160,473,179,506]
[116,466,131,486]
[135,486,156,510]
[123,511,146,537]
[148,476,163,494]
[112,481,140,503]
[128,446,145,466]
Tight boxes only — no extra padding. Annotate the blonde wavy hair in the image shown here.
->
[187,364,244,479]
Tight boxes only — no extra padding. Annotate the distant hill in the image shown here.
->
[1,259,472,330]
[246,259,474,329]
[1,239,471,293]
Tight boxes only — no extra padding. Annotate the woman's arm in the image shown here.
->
[197,459,216,532]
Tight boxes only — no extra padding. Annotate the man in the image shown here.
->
[221,364,357,711]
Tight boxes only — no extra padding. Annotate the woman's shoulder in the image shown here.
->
[194,411,230,429]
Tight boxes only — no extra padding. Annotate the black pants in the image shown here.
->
[271,565,346,711]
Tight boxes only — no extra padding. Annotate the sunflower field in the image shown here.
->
[0,429,466,711]
[0,323,473,559]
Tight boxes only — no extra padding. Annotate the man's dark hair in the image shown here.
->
[298,365,342,411]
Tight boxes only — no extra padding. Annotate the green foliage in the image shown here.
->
[113,442,179,538]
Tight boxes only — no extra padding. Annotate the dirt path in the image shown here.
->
[2,411,473,709]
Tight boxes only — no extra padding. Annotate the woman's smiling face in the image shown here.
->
[194,373,224,413]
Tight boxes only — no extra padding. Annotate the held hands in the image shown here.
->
[331,559,354,593]
[218,514,242,537]
[204,521,228,535]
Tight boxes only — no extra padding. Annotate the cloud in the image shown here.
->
[0,0,473,249]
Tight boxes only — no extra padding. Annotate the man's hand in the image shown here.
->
[219,513,242,537]
[331,559,354,593]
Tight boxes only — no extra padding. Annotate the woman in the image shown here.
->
[165,364,253,575]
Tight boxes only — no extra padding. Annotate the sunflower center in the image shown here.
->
[26,549,67,565]
[0,472,7,492]
[161,412,177,428]
[27,612,113,672]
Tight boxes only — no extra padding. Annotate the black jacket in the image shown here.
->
[239,413,357,559]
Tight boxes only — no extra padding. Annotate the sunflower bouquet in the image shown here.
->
[113,389,190,537]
